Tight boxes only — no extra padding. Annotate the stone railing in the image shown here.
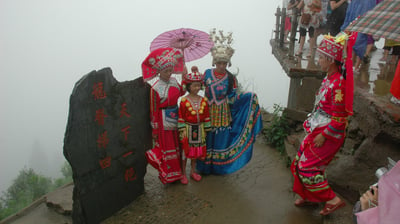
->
[273,6,325,115]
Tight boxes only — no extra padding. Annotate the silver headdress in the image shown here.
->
[210,28,235,67]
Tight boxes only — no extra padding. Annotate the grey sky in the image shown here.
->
[0,0,288,192]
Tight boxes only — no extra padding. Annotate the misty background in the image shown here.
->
[0,0,289,193]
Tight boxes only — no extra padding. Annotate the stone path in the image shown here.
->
[2,138,355,224]
[104,138,352,224]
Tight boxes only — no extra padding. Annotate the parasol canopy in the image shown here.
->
[150,28,214,62]
[345,0,400,42]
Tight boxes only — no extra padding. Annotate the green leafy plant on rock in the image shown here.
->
[263,104,290,155]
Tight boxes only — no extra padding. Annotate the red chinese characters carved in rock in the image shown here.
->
[120,102,131,118]
[121,126,131,141]
[99,156,111,169]
[123,151,133,157]
[92,82,107,100]
[124,167,137,182]
[95,108,108,126]
[97,131,109,148]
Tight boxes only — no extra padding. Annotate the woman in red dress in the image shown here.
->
[291,33,356,215]
[142,48,186,184]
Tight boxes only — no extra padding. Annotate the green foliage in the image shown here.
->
[263,104,290,155]
[0,168,52,220]
[0,161,73,221]
[61,161,73,179]
[53,162,73,189]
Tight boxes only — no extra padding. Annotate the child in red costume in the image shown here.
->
[178,66,211,184]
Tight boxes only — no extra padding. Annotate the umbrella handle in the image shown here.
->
[182,64,188,75]
[180,49,187,75]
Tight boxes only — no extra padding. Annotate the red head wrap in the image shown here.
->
[141,48,184,81]
[317,33,358,115]
[317,36,344,62]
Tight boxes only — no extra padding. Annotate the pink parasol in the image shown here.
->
[150,28,214,62]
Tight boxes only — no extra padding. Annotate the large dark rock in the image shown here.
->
[63,68,152,224]
[327,89,400,202]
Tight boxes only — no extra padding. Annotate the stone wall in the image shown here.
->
[63,68,152,224]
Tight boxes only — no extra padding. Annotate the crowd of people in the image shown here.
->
[283,0,399,71]
[141,28,356,219]
[142,30,263,185]
[140,3,400,218]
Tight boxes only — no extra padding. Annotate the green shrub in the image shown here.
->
[263,104,290,155]
[0,168,52,220]
[0,161,73,221]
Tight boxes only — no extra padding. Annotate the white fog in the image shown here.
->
[0,0,289,193]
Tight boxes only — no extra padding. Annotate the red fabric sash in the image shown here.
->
[390,59,400,99]
[344,32,357,115]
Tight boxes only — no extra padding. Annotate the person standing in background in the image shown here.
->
[283,0,297,43]
[340,0,378,71]
[327,0,348,36]
[296,0,323,57]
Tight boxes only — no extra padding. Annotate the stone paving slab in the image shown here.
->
[45,183,73,216]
